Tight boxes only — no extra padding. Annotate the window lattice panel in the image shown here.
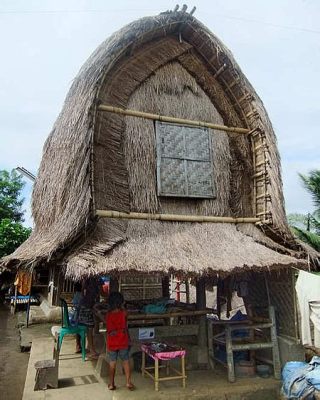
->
[156,121,215,198]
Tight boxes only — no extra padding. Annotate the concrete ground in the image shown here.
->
[0,304,30,400]
[22,330,281,400]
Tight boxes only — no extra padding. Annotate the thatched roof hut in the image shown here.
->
[1,8,311,279]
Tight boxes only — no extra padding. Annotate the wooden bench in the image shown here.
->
[34,342,59,390]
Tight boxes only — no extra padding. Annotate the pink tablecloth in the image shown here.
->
[141,344,186,361]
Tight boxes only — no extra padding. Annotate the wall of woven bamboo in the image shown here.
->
[95,37,253,219]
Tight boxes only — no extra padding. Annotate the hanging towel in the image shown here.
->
[14,270,32,296]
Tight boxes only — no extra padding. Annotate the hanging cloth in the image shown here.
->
[295,270,320,346]
[14,270,32,296]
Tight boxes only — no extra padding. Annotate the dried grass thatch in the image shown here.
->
[1,9,314,276]
[65,221,307,279]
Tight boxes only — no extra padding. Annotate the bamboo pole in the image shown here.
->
[96,209,260,223]
[97,104,250,134]
[128,309,212,320]
[251,132,257,217]
[213,63,227,79]
[255,161,269,168]
[228,78,240,89]
[246,109,259,119]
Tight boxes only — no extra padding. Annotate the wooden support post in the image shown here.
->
[196,278,206,309]
[181,355,186,388]
[207,319,215,370]
[11,285,18,315]
[185,279,190,304]
[226,325,235,383]
[269,306,281,379]
[155,358,159,391]
[26,272,33,328]
[141,350,145,377]
[162,276,170,298]
[110,277,119,293]
[196,277,208,367]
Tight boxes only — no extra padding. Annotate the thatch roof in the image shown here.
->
[1,9,313,277]
[65,221,306,278]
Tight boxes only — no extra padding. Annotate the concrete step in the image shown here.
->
[20,323,53,351]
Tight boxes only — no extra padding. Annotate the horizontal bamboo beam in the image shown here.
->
[96,210,260,223]
[128,309,213,320]
[97,104,250,134]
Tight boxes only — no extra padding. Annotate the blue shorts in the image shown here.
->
[108,348,130,362]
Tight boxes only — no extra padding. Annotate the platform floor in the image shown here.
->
[22,328,281,400]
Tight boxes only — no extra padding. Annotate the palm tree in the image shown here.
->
[290,170,320,251]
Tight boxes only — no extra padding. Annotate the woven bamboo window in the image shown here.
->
[156,121,215,198]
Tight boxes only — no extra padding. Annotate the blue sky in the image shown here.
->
[0,0,319,227]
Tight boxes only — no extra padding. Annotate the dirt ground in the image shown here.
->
[0,303,29,400]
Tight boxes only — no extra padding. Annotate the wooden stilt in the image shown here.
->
[196,277,208,367]
[162,276,170,298]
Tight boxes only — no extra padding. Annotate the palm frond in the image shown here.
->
[291,226,320,251]
[299,170,320,210]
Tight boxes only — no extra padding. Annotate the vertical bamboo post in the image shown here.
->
[12,284,18,315]
[162,276,170,298]
[185,279,190,304]
[226,325,235,382]
[207,319,215,370]
[142,277,146,299]
[251,131,257,216]
[269,306,281,379]
[26,272,33,328]
[141,350,145,377]
[292,270,300,341]
[196,277,208,367]
[155,358,159,391]
[181,355,186,388]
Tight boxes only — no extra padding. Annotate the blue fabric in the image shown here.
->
[307,369,320,391]
[143,303,166,314]
[69,291,82,325]
[281,356,320,399]
[230,311,249,339]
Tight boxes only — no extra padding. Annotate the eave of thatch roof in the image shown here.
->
[0,9,309,272]
[63,221,307,279]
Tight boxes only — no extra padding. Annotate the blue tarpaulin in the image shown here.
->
[281,356,320,399]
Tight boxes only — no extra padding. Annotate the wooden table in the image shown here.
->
[141,343,187,391]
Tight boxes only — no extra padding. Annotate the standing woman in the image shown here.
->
[78,277,100,359]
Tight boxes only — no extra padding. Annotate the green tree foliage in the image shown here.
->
[300,170,320,212]
[0,170,24,221]
[289,170,320,251]
[0,169,31,257]
[287,213,310,231]
[0,219,31,258]
[291,226,320,252]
